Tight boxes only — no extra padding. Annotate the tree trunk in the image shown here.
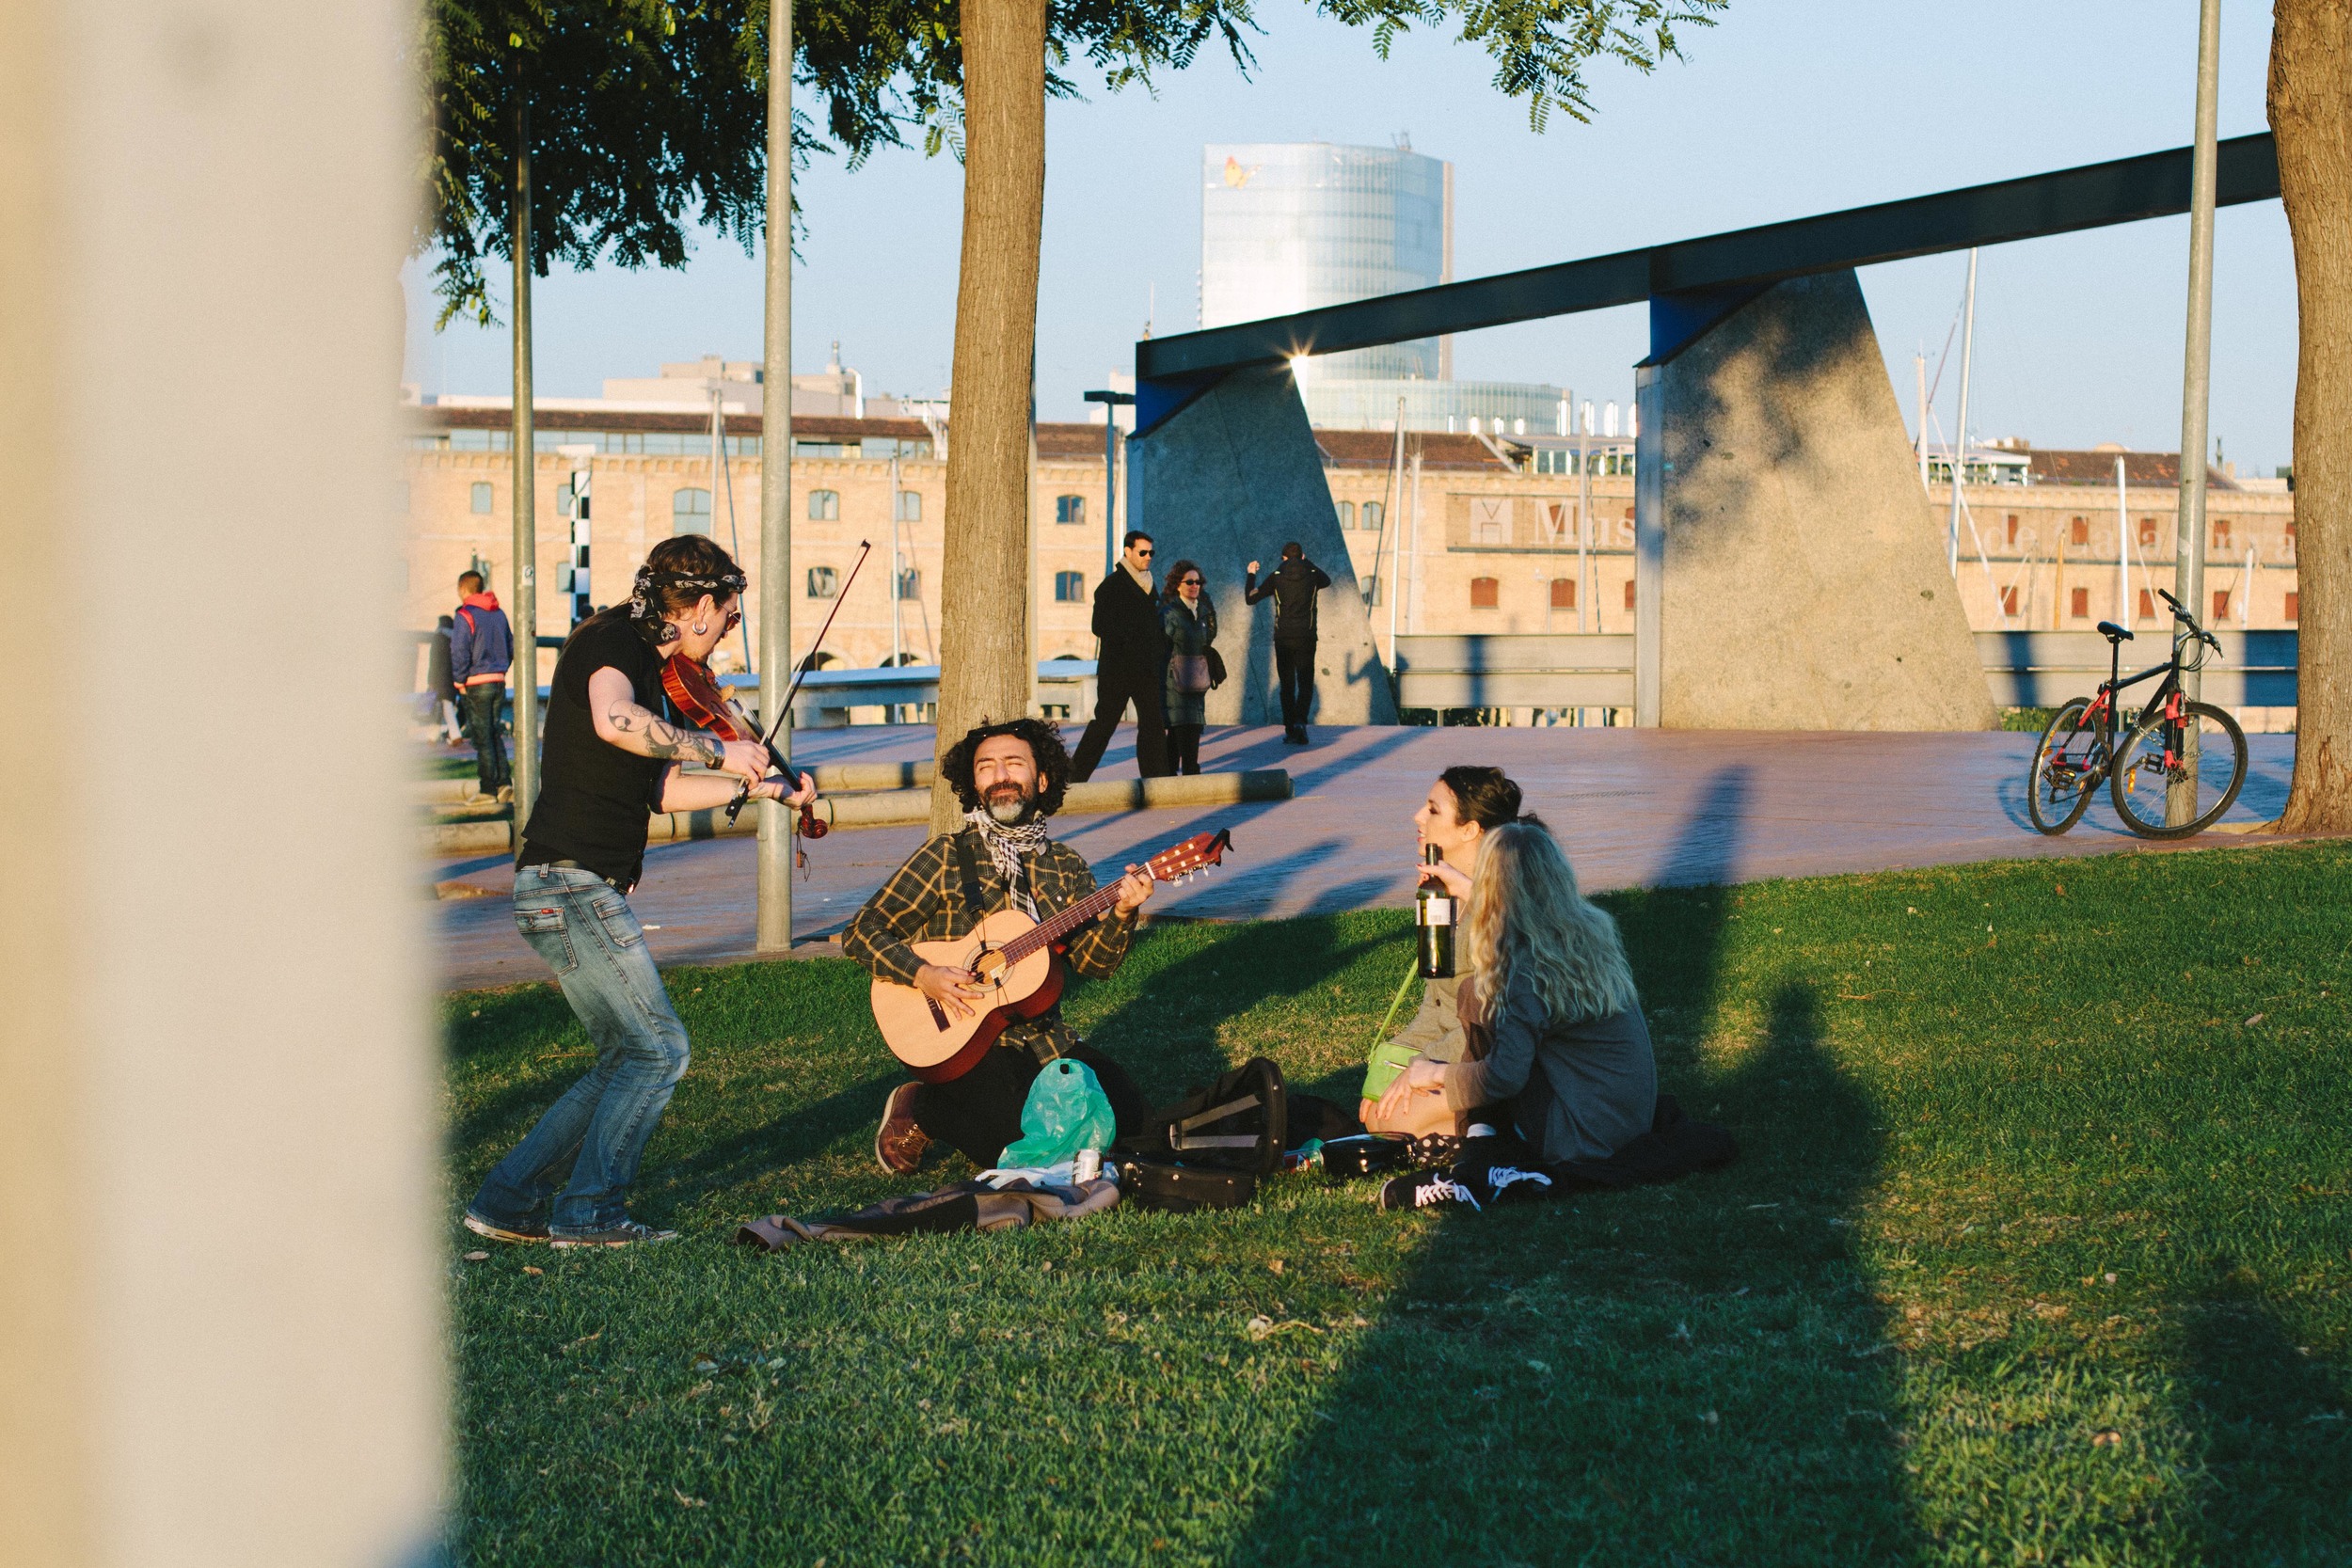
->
[929,0,1047,833]
[2273,0,2352,832]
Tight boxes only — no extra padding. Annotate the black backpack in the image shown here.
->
[1120,1057,1288,1176]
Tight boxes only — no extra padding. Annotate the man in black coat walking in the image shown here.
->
[1071,531,1171,781]
[1245,542,1330,745]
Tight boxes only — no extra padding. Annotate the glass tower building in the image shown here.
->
[1201,142,1449,383]
[1200,141,1564,433]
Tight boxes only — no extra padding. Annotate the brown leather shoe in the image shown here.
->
[875,1082,931,1175]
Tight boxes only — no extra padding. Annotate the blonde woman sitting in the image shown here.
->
[1373,816,1658,1209]
[1359,766,1526,1135]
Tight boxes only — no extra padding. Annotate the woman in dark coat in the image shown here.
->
[1159,560,1217,775]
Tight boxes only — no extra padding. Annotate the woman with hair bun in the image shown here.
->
[1359,766,1527,1133]
[1373,816,1658,1208]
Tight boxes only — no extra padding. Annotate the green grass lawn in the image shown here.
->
[444,843,2352,1567]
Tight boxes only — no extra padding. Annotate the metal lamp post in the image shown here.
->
[755,0,794,952]
[1082,388,1136,581]
[2168,0,2222,828]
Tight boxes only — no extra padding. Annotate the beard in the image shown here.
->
[983,780,1037,826]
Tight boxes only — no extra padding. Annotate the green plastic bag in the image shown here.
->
[997,1059,1118,1168]
[1359,963,1422,1101]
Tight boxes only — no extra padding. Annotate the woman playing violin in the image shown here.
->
[465,535,816,1250]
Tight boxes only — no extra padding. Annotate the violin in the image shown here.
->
[659,540,873,836]
[660,655,827,836]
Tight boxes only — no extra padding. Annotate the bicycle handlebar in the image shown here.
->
[2153,586,2223,652]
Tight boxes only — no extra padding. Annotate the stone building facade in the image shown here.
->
[402,408,2296,696]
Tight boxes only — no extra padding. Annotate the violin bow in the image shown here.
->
[756,539,872,760]
[723,540,874,831]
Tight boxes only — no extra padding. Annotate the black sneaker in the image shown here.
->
[1475,1164,1558,1205]
[548,1219,679,1248]
[1377,1170,1483,1212]
[463,1210,548,1244]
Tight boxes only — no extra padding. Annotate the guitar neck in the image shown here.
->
[999,881,1124,964]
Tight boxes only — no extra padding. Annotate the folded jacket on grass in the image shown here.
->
[731,1175,1120,1252]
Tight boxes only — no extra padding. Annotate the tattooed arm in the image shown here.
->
[586,666,767,780]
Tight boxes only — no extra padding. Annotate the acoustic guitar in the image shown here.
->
[870,830,1233,1083]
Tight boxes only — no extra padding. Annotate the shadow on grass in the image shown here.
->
[1219,974,1911,1564]
[1080,911,1408,1108]
[1220,762,1918,1564]
[2178,1286,2352,1560]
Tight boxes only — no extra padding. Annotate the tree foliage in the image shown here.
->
[417,0,771,326]
[416,1,1719,326]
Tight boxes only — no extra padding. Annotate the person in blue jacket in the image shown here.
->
[449,569,514,800]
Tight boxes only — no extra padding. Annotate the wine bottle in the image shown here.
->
[1416,843,1454,979]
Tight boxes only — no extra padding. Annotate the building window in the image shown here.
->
[2005,514,2019,546]
[2070,587,2090,619]
[2213,517,2233,548]
[1623,579,1636,611]
[1550,578,1576,610]
[2213,589,2231,622]
[896,491,922,523]
[1469,577,1499,610]
[2070,516,2089,547]
[1054,570,1085,602]
[2001,586,2019,617]
[896,568,921,601]
[1362,500,1383,533]
[470,482,493,515]
[2286,590,2299,622]
[1054,494,1086,527]
[1334,500,1356,531]
[2139,588,2155,621]
[806,566,838,598]
[673,487,711,536]
[807,488,840,521]
[2139,517,2159,547]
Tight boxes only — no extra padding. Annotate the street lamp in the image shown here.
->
[1082,388,1136,582]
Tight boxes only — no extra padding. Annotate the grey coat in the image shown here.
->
[1445,971,1657,1164]
[1160,596,1218,726]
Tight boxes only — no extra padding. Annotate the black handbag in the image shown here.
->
[1205,647,1228,689]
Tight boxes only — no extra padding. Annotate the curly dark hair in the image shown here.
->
[939,717,1072,816]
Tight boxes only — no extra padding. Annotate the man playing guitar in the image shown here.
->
[846,718,1154,1173]
[464,535,816,1248]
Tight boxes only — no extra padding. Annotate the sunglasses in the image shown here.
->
[1181,576,1203,587]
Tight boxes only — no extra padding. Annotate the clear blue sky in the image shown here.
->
[403,0,2296,472]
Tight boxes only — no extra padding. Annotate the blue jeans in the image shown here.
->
[469,864,691,1234]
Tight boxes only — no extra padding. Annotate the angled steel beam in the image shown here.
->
[1139,133,2279,382]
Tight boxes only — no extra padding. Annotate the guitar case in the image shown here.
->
[1116,1159,1257,1214]
[1118,1057,1288,1176]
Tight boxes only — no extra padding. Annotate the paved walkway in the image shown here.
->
[430,723,2299,990]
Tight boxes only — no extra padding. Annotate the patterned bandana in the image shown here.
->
[963,808,1050,919]
[629,563,748,624]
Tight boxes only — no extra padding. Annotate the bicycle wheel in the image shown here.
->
[2110,700,2249,838]
[2026,697,2106,835]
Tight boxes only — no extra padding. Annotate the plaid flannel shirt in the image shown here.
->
[843,827,1138,1063]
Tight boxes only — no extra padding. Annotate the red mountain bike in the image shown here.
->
[2026,588,2248,838]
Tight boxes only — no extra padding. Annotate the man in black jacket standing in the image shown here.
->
[1245,542,1331,745]
[1070,531,1170,781]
